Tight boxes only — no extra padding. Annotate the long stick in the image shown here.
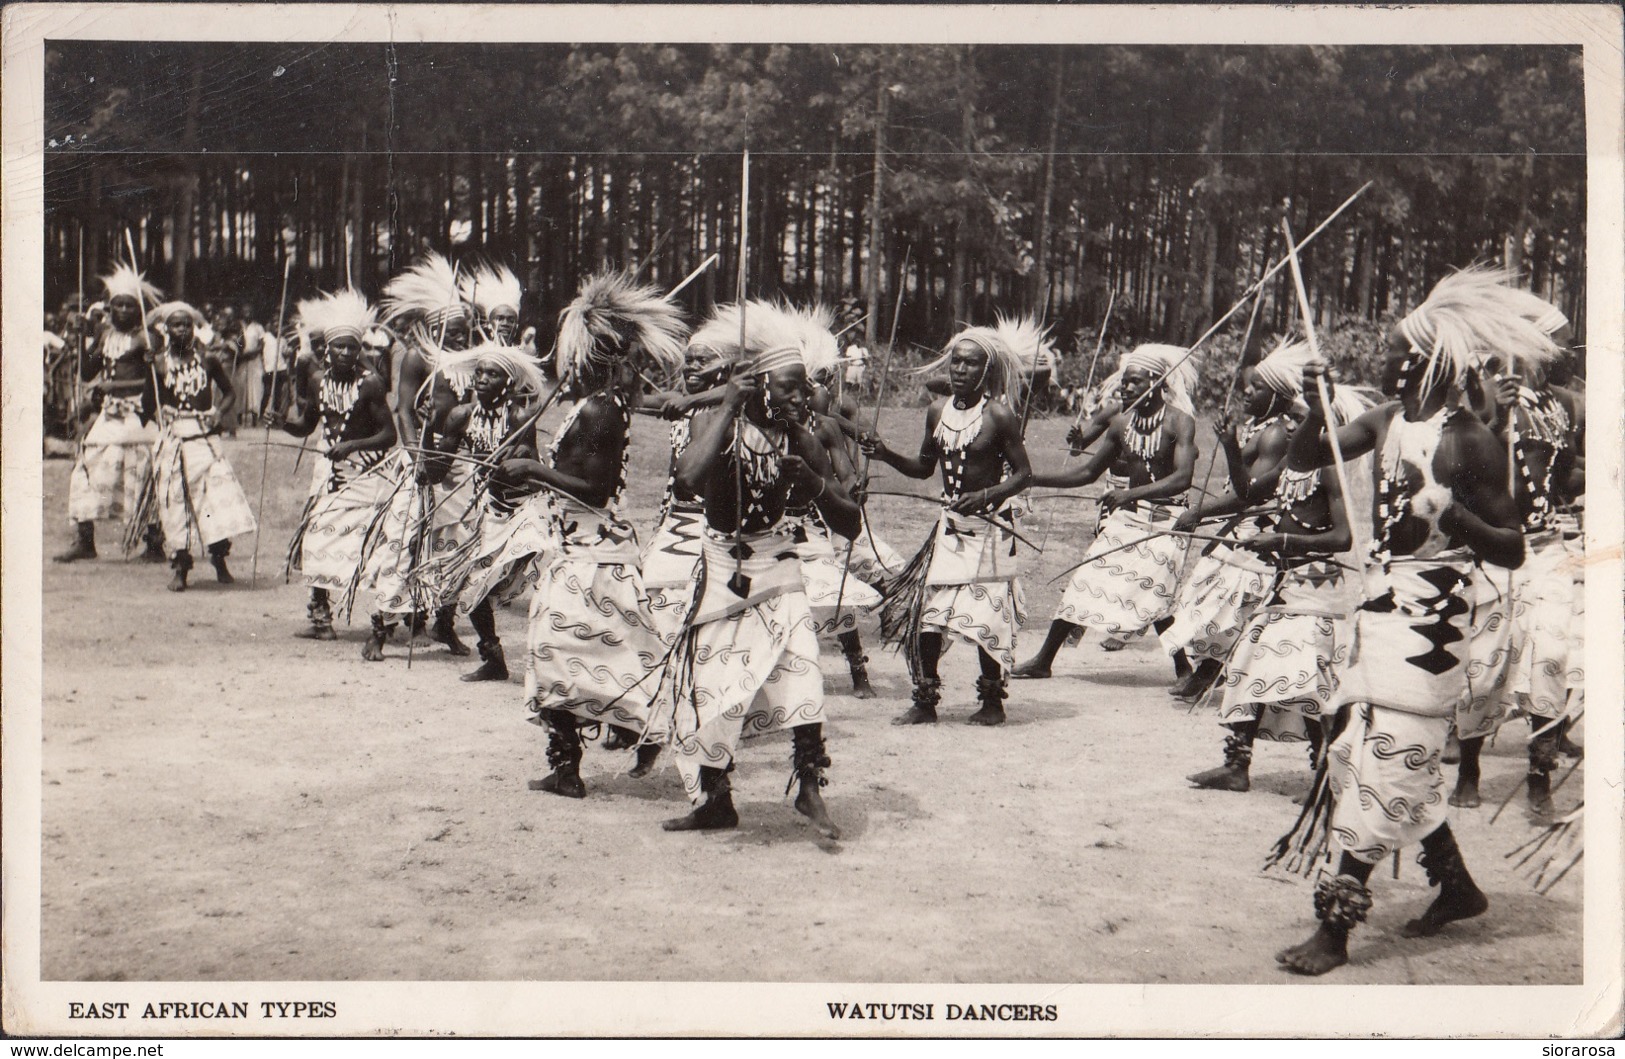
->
[732,150,751,589]
[1175,286,1268,579]
[663,253,719,304]
[1074,289,1116,427]
[832,244,909,617]
[1113,182,1372,424]
[250,256,295,587]
[72,224,86,459]
[1281,218,1367,592]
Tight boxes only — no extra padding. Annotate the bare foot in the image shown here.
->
[794,784,840,839]
[528,770,586,798]
[1187,764,1250,792]
[167,573,187,593]
[293,626,338,641]
[361,638,386,662]
[628,744,660,779]
[212,560,235,584]
[662,794,736,831]
[965,706,1005,726]
[1448,778,1481,808]
[850,677,877,700]
[1401,884,1488,938]
[1277,924,1349,975]
[891,705,937,726]
[1010,659,1051,680]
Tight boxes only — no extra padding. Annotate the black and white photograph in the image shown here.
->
[3,3,1621,1040]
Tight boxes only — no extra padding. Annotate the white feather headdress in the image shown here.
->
[1397,265,1562,393]
[688,303,744,368]
[916,323,1025,398]
[1120,343,1197,416]
[101,262,163,307]
[145,301,205,329]
[460,262,524,319]
[295,296,329,338]
[789,303,841,381]
[556,271,687,379]
[994,314,1057,376]
[1255,337,1372,424]
[381,252,472,333]
[470,341,546,398]
[316,288,379,345]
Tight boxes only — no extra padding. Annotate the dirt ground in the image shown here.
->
[36,411,1581,984]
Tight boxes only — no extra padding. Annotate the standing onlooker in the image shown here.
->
[237,305,266,429]
[260,320,291,421]
[843,340,869,395]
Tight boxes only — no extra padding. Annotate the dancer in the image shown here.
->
[1162,341,1310,702]
[283,290,399,640]
[461,262,524,345]
[642,310,739,647]
[1451,280,1580,813]
[56,261,166,564]
[374,253,479,658]
[861,318,1035,726]
[1272,267,1534,976]
[791,304,884,697]
[507,272,687,796]
[1012,344,1198,679]
[661,302,859,834]
[1188,341,1370,791]
[416,343,553,683]
[143,301,258,591]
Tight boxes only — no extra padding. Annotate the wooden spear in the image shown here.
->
[249,256,295,587]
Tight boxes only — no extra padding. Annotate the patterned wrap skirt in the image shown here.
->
[1327,554,1477,864]
[151,413,258,552]
[1217,558,1349,740]
[1504,531,1577,720]
[524,497,664,733]
[796,514,881,636]
[1160,541,1276,663]
[1056,502,1188,637]
[641,500,706,648]
[68,396,158,524]
[666,524,824,804]
[921,506,1025,672]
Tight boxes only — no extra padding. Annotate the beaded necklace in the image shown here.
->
[655,416,698,525]
[933,395,1011,501]
[318,374,363,449]
[1125,403,1166,464]
[1511,388,1570,534]
[163,348,210,411]
[100,328,143,375]
[730,417,789,533]
[1371,405,1453,566]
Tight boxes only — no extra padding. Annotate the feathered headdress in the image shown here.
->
[789,303,841,381]
[916,324,1024,398]
[1120,343,1197,415]
[1256,338,1373,425]
[994,314,1057,376]
[687,303,744,371]
[1397,265,1562,394]
[145,301,205,329]
[470,341,546,399]
[381,252,472,334]
[295,296,329,339]
[101,261,163,307]
[317,288,379,345]
[460,262,524,320]
[556,271,687,379]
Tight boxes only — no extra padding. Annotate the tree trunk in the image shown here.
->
[1031,51,1064,313]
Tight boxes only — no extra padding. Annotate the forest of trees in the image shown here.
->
[44,41,1586,362]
